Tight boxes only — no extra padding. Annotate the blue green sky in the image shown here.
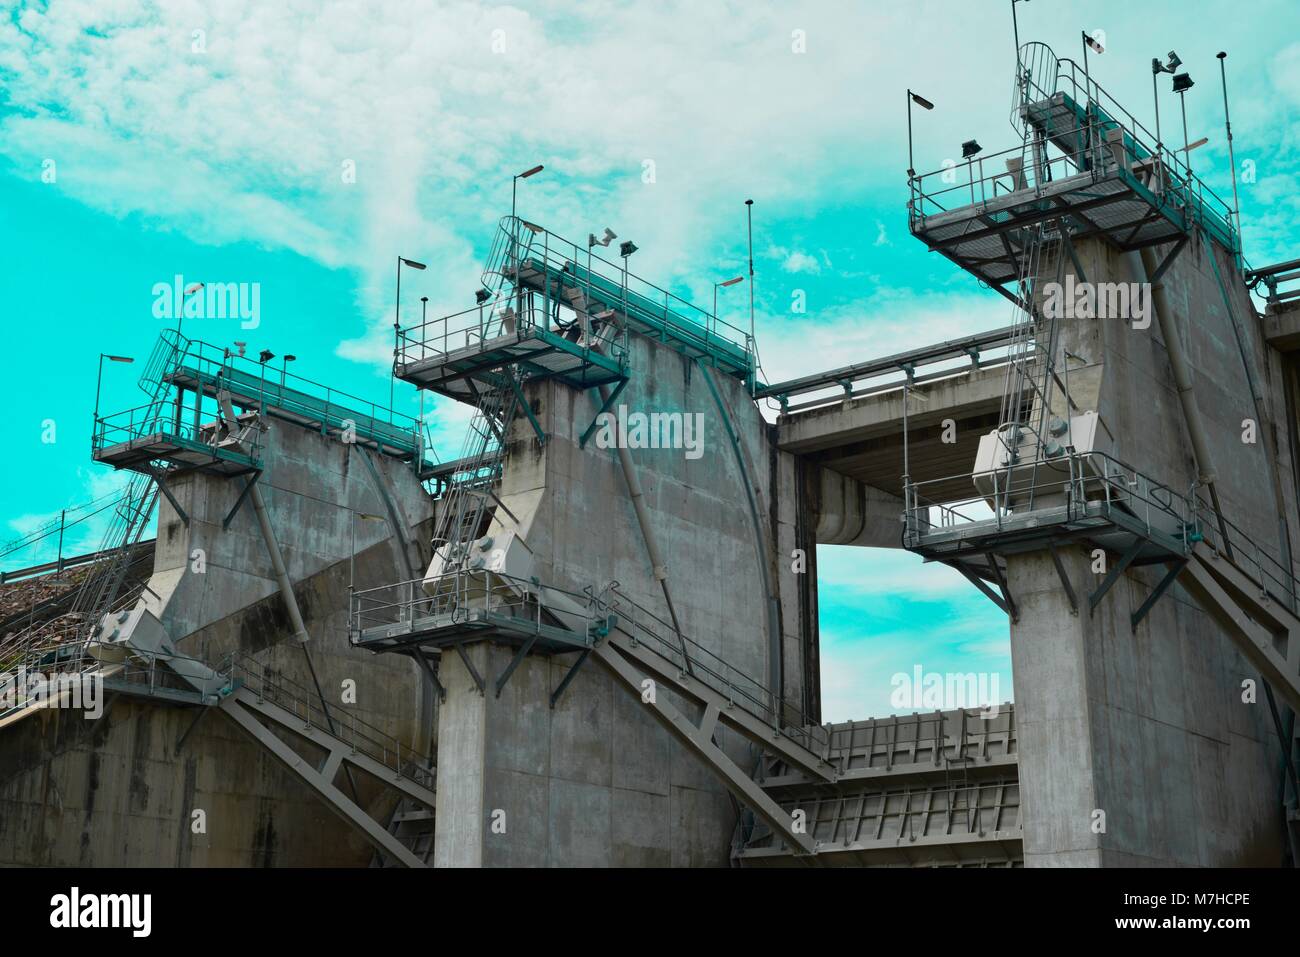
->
[3,0,1298,720]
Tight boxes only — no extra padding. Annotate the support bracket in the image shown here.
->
[1049,544,1079,615]
[146,468,189,527]
[579,376,629,448]
[223,471,261,530]
[455,643,486,696]
[549,648,592,709]
[1059,227,1088,286]
[495,633,540,697]
[950,559,1013,619]
[508,375,546,447]
[1130,559,1187,632]
[1149,234,1189,285]
[985,551,1018,623]
[413,650,446,703]
[1089,539,1144,615]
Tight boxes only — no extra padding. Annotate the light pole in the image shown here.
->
[1217,52,1243,252]
[94,354,134,431]
[713,276,743,338]
[745,199,757,393]
[394,256,427,407]
[1152,51,1181,189]
[906,90,935,180]
[511,164,544,231]
[179,282,203,338]
[349,510,389,626]
[1173,72,1195,173]
[281,354,295,391]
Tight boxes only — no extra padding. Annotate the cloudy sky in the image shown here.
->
[3,0,1297,720]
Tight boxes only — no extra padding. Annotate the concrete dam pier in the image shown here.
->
[2,36,1298,869]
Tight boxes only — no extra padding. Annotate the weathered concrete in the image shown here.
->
[1008,234,1291,866]
[431,332,818,866]
[0,418,436,866]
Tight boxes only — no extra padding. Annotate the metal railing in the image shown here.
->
[220,649,434,792]
[349,566,828,754]
[903,448,1200,552]
[911,41,1237,252]
[349,568,609,647]
[486,216,755,377]
[1192,496,1300,610]
[605,583,829,754]
[92,394,264,466]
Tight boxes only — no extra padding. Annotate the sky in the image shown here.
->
[2,0,1298,722]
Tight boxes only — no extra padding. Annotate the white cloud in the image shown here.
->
[781,250,821,274]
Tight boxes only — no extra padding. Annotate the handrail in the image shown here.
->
[348,568,827,752]
[903,449,1200,553]
[914,43,1238,255]
[219,649,434,790]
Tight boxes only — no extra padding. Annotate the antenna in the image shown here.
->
[1217,52,1243,258]
[745,199,755,395]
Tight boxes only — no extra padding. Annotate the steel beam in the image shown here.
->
[579,376,629,448]
[220,693,431,868]
[1089,539,1143,615]
[1048,545,1079,615]
[549,649,592,709]
[223,471,260,530]
[1183,549,1300,712]
[602,624,833,783]
[592,641,817,856]
[1130,560,1187,632]
[145,468,189,527]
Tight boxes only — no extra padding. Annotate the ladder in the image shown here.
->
[428,378,521,579]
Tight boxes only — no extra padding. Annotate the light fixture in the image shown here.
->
[400,258,427,270]
[962,139,983,158]
[107,355,134,363]
[588,228,617,248]
[909,91,934,111]
[718,276,743,287]
[619,240,638,258]
[1172,72,1194,93]
[183,282,204,295]
[519,220,544,234]
[1083,33,1104,54]
[475,288,492,304]
[1153,51,1180,75]
[259,349,275,364]
[512,165,545,223]
[1183,136,1208,153]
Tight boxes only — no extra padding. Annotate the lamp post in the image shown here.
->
[511,164,544,229]
[1173,72,1195,173]
[179,282,203,338]
[1217,52,1243,253]
[905,90,935,180]
[393,256,427,407]
[745,199,757,394]
[713,276,743,338]
[281,354,295,391]
[94,354,134,433]
[349,510,389,631]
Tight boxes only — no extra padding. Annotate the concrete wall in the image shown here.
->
[1010,234,1290,866]
[432,332,816,866]
[0,417,436,866]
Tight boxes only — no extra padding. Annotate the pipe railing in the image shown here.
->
[219,649,435,790]
[903,449,1200,552]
